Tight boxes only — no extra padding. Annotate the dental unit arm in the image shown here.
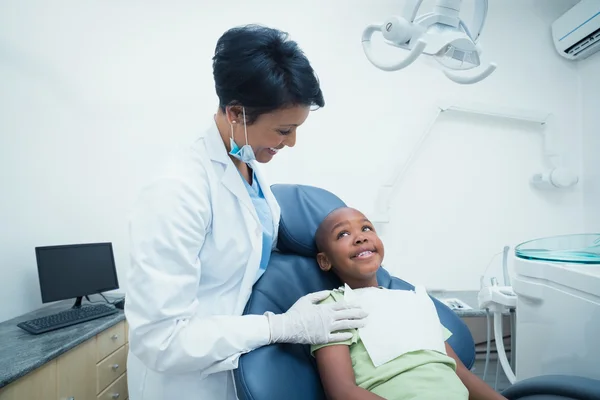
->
[478,245,518,385]
[478,278,518,385]
[362,0,497,84]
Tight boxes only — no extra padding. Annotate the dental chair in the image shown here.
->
[234,184,600,400]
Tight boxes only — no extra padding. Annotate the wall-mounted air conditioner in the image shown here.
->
[552,0,600,60]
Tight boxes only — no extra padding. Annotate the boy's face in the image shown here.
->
[316,208,384,285]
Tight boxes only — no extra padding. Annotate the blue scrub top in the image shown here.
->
[240,171,274,282]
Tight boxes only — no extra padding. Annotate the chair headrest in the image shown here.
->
[272,184,346,258]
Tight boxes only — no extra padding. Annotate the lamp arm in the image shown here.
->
[362,24,427,72]
[469,0,488,42]
[443,62,497,84]
[402,0,425,22]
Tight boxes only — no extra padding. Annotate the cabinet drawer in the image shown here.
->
[98,372,128,400]
[0,360,56,400]
[97,345,127,394]
[57,339,97,400]
[97,321,126,361]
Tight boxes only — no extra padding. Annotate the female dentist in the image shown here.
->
[125,25,368,400]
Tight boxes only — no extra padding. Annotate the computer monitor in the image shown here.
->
[35,242,119,308]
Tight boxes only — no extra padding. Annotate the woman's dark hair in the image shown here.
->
[212,24,325,124]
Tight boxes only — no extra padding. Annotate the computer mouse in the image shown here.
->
[114,298,125,310]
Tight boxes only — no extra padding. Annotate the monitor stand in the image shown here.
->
[72,296,84,308]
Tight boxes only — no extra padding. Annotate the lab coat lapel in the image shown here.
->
[204,122,257,223]
[231,162,281,314]
[203,121,262,314]
[221,166,257,222]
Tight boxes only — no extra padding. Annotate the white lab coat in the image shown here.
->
[125,120,281,400]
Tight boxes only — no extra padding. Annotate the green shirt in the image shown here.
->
[311,288,469,400]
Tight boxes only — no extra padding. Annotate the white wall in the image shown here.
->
[0,0,588,321]
[580,52,600,233]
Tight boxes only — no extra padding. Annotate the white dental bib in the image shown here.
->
[344,284,447,367]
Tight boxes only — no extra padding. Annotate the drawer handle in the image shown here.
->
[112,393,120,399]
[111,363,120,370]
[111,334,119,340]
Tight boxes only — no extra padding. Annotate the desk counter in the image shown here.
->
[0,301,128,400]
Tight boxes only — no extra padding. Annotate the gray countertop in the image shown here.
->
[0,300,125,389]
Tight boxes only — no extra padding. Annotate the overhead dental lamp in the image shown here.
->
[362,0,497,84]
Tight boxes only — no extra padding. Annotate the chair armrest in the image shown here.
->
[501,374,600,400]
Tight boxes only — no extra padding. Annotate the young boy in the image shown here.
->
[311,207,507,400]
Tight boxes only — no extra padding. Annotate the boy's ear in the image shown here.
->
[316,252,332,272]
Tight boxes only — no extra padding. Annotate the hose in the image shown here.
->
[483,309,491,381]
[493,311,517,384]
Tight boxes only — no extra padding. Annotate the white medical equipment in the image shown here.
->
[478,245,517,386]
[551,0,600,61]
[361,0,497,84]
[478,278,517,384]
[530,167,580,190]
[479,234,600,386]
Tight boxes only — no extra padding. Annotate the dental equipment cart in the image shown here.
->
[512,234,600,382]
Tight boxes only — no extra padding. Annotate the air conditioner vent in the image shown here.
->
[565,26,600,56]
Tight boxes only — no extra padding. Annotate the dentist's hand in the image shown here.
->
[265,290,368,345]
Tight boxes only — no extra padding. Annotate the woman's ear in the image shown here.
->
[316,252,332,272]
[225,105,243,123]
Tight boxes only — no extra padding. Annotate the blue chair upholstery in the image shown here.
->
[234,184,476,400]
[501,375,600,400]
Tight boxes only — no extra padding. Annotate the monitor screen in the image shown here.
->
[35,242,119,303]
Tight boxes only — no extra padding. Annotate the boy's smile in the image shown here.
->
[352,248,377,259]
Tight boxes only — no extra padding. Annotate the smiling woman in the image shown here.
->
[212,24,325,174]
[125,24,369,400]
[216,105,311,167]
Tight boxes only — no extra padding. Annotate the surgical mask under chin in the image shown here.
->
[229,107,256,164]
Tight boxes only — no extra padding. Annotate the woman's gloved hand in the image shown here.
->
[265,290,368,345]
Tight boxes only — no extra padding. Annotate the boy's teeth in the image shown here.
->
[357,251,372,257]
[269,147,278,152]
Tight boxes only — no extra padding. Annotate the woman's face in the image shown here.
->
[227,105,310,163]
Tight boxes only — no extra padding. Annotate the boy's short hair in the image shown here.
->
[315,206,348,253]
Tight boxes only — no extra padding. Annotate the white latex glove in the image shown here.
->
[265,290,368,345]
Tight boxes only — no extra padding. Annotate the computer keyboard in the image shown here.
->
[17,304,119,335]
